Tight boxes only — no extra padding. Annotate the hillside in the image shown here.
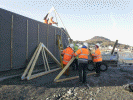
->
[73,36,130,49]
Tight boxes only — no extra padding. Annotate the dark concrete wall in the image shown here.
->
[0,8,69,71]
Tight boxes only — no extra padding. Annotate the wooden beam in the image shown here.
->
[11,15,13,69]
[55,72,96,83]
[54,57,75,82]
[42,43,61,67]
[111,40,118,55]
[26,20,28,61]
[21,43,41,80]
[28,68,61,80]
[42,47,47,71]
[26,43,43,80]
[42,47,50,71]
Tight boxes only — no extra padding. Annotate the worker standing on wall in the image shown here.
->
[43,13,49,24]
[48,16,58,26]
[92,43,102,77]
[74,42,89,83]
[61,44,74,76]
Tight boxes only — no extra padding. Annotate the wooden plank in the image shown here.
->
[29,68,61,80]
[111,40,118,55]
[38,24,39,44]
[26,20,28,60]
[42,43,61,67]
[43,47,50,71]
[21,43,41,80]
[11,15,13,69]
[57,35,63,69]
[54,57,75,82]
[42,48,47,71]
[26,43,43,80]
[54,29,56,57]
[55,72,96,83]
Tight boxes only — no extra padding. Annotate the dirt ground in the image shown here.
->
[0,65,133,100]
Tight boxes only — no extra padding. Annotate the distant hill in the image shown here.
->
[87,36,111,42]
[73,36,131,49]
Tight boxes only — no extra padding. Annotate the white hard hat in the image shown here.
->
[78,45,82,49]
[83,42,88,47]
[96,43,100,47]
[69,43,74,48]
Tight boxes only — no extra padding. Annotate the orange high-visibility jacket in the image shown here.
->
[44,19,48,24]
[48,18,56,25]
[92,48,102,62]
[62,47,74,65]
[74,48,89,59]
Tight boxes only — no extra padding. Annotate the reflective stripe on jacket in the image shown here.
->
[74,48,89,59]
[92,48,102,62]
[62,47,74,65]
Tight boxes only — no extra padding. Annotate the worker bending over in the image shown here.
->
[92,43,102,77]
[48,16,58,25]
[61,44,74,76]
[74,42,89,83]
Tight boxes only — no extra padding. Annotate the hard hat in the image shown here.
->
[78,45,82,49]
[83,42,88,47]
[95,43,100,47]
[69,43,74,48]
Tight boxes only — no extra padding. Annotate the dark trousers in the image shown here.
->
[96,62,101,74]
[72,59,78,70]
[78,63,87,83]
[75,59,78,70]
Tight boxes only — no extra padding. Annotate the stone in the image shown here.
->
[123,83,133,92]
[90,98,95,100]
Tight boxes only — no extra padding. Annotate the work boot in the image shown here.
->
[94,73,100,77]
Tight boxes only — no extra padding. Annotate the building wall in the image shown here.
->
[0,8,69,71]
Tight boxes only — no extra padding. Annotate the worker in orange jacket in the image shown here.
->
[92,43,102,77]
[48,16,58,25]
[74,42,89,83]
[61,43,74,76]
[43,13,49,24]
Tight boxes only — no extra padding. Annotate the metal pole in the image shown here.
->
[53,7,70,39]
[11,15,13,69]
[26,20,28,61]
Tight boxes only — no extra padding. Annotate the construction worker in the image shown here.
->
[48,16,58,25]
[61,43,74,76]
[92,43,102,77]
[74,42,89,83]
[43,13,49,24]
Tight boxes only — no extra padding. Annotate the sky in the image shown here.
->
[0,0,133,46]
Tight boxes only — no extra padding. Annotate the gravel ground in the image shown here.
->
[0,66,133,100]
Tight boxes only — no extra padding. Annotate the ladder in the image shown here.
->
[57,35,64,69]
